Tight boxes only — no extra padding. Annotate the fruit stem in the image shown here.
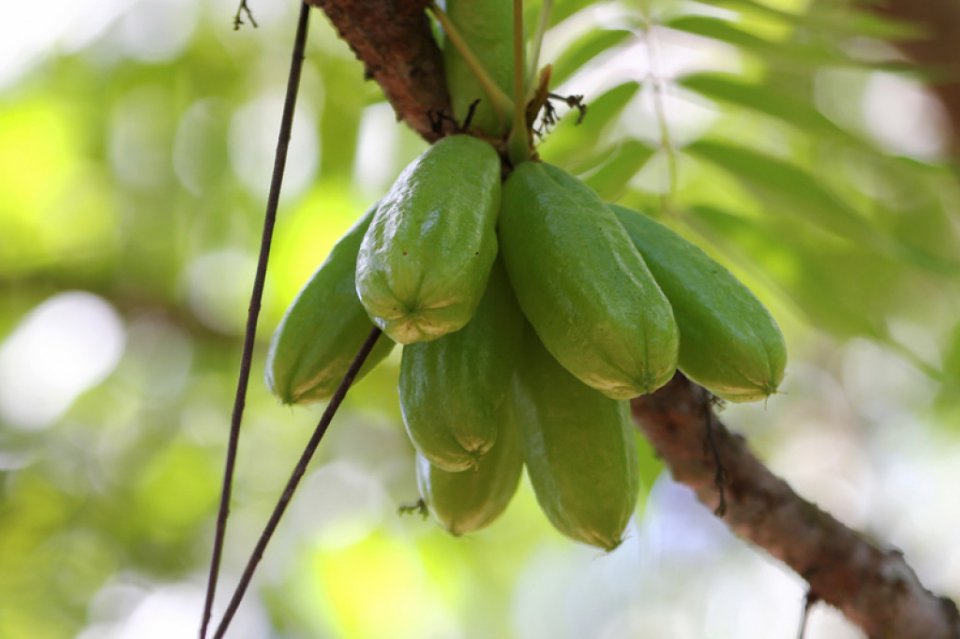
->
[429,2,515,127]
[527,0,552,95]
[507,0,531,165]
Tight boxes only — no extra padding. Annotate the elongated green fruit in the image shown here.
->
[399,258,524,471]
[266,207,395,404]
[416,400,524,536]
[442,0,515,136]
[612,205,787,402]
[499,161,679,399]
[356,135,501,344]
[513,330,638,551]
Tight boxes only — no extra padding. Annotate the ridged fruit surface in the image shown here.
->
[266,207,395,404]
[416,398,524,536]
[400,258,524,471]
[499,161,679,399]
[356,135,501,344]
[513,329,638,551]
[612,205,786,402]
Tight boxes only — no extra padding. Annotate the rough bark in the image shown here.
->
[307,0,454,141]
[632,373,960,639]
[303,1,960,636]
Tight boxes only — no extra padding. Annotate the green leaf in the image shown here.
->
[708,0,928,41]
[665,16,844,67]
[686,140,960,276]
[684,205,891,338]
[551,29,633,87]
[524,0,595,33]
[935,323,960,421]
[580,140,655,201]
[677,72,865,147]
[685,140,877,241]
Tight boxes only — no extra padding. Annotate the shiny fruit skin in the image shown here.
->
[400,257,524,471]
[513,328,639,551]
[612,205,786,402]
[416,396,524,536]
[356,135,501,344]
[499,161,679,399]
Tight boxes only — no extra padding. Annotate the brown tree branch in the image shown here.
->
[297,2,960,635]
[307,0,454,141]
[632,373,960,639]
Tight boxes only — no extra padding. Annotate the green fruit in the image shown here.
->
[416,400,524,536]
[266,207,395,404]
[356,135,501,344]
[399,257,524,471]
[442,0,514,136]
[612,205,787,402]
[513,329,638,551]
[499,161,679,399]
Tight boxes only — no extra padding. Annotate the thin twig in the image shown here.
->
[233,0,259,30]
[211,328,383,639]
[198,4,311,638]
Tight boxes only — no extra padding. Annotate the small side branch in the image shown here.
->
[233,0,258,30]
[631,373,960,639]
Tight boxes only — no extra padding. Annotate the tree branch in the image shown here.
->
[632,373,960,639]
[307,0,455,141]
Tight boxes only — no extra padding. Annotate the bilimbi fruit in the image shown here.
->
[266,1,786,550]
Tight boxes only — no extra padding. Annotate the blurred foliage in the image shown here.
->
[1,0,959,638]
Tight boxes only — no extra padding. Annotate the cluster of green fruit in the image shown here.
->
[265,0,785,551]
[266,135,785,550]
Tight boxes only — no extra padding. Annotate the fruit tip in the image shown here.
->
[601,535,624,553]
[466,450,484,471]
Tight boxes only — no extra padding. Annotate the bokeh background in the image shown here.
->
[2,0,959,637]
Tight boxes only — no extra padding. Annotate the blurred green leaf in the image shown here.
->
[550,29,634,87]
[665,15,844,66]
[685,139,960,275]
[525,0,595,31]
[678,72,866,147]
[580,139,655,201]
[685,205,892,338]
[708,0,928,41]
[935,323,960,421]
[685,139,878,241]
[133,441,220,542]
